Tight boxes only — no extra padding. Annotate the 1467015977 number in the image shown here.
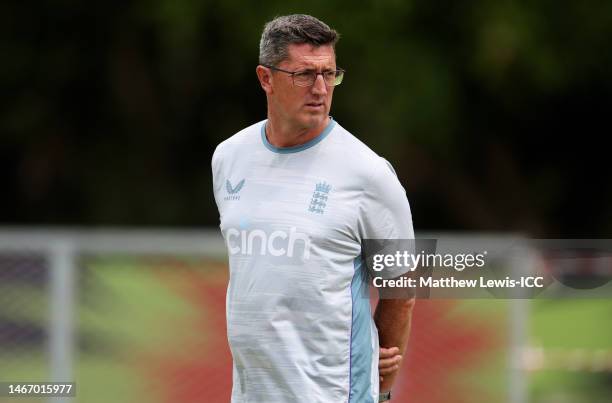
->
[2,382,75,397]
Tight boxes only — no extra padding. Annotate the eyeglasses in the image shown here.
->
[262,64,345,87]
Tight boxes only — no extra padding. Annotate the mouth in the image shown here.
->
[305,102,324,109]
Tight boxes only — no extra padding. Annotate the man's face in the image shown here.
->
[269,43,336,131]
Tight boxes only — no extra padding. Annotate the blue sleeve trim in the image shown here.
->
[349,256,375,403]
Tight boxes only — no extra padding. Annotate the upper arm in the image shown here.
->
[358,157,415,280]
[211,145,224,212]
[358,157,414,240]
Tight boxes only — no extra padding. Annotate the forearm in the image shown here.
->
[374,297,415,392]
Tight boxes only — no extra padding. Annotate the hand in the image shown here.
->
[379,346,402,382]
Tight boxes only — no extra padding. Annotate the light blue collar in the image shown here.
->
[261,117,336,154]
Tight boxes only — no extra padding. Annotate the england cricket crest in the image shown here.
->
[308,182,331,214]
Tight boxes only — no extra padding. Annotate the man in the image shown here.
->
[212,14,415,403]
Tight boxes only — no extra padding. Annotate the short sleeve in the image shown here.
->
[358,157,415,279]
[211,145,224,215]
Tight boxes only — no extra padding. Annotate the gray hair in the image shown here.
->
[259,14,339,66]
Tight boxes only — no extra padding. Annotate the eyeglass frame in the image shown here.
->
[261,64,346,87]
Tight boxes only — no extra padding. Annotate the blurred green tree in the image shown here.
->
[1,0,611,235]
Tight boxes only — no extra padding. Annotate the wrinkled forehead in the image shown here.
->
[281,43,336,70]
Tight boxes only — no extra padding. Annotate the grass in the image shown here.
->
[1,258,610,402]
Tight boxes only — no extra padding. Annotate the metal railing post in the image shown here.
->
[48,239,76,403]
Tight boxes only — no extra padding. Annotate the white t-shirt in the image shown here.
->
[212,118,414,403]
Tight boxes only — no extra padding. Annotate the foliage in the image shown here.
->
[1,0,611,235]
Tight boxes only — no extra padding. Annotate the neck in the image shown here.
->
[265,115,330,148]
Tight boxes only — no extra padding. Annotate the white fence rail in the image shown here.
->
[0,228,528,403]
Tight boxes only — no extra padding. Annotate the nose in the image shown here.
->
[311,74,328,95]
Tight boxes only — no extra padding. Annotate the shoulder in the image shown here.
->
[328,122,398,183]
[212,120,264,166]
[329,122,379,160]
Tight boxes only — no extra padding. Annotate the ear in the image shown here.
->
[256,65,273,94]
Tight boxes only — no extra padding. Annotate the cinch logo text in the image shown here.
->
[225,227,311,259]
